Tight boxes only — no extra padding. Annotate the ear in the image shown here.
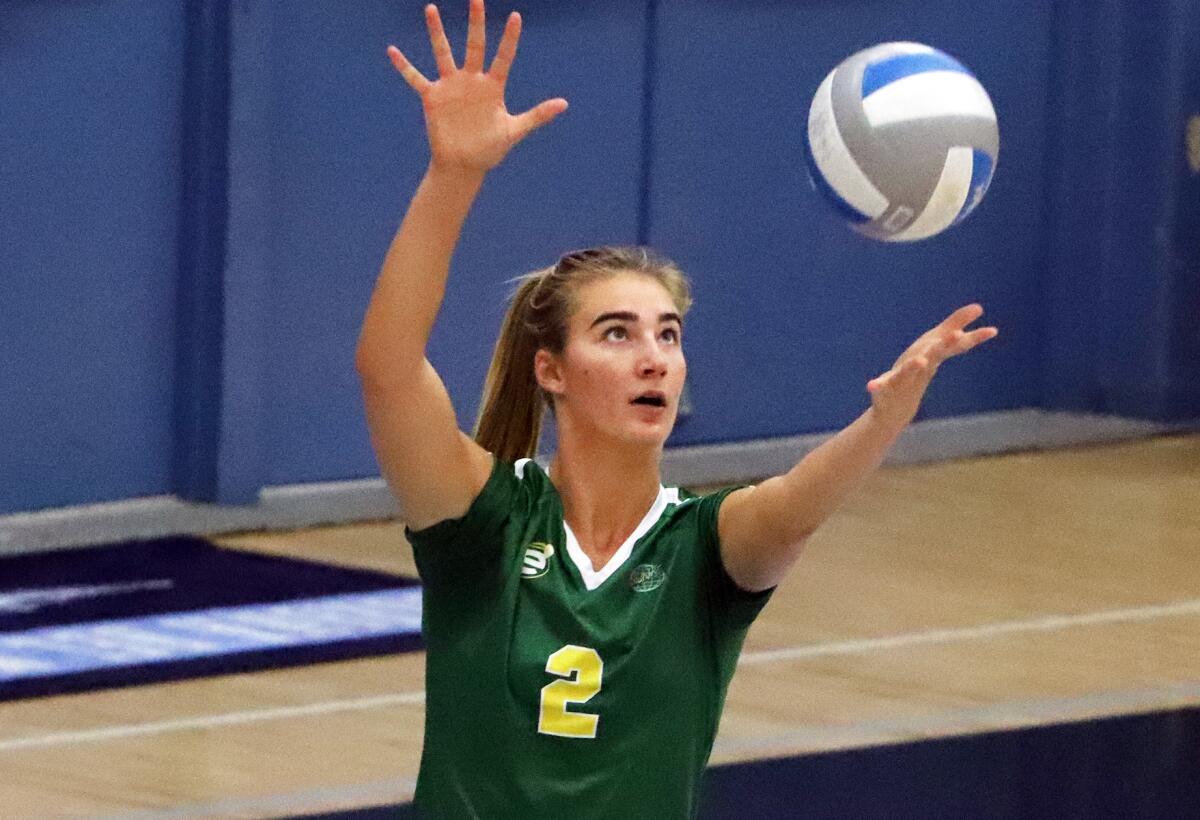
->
[534,348,566,398]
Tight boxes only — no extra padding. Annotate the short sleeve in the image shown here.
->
[404,455,520,590]
[695,486,776,629]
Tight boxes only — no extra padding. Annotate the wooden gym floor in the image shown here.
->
[2,433,1198,817]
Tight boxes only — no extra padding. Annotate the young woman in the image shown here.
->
[356,2,998,816]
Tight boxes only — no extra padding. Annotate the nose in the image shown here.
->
[636,336,669,378]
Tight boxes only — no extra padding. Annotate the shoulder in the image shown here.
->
[658,484,739,536]
[512,457,543,482]
[406,455,553,543]
[406,455,561,587]
[511,457,554,495]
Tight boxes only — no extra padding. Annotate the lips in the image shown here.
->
[630,391,667,408]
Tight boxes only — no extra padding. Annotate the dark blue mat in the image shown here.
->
[0,537,423,701]
[291,706,1200,820]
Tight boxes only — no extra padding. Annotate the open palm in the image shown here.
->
[387,0,568,172]
[867,304,999,426]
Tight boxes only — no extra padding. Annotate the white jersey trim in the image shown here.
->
[562,486,682,592]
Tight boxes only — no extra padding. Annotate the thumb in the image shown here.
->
[512,97,568,142]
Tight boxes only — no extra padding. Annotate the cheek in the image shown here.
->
[567,356,611,393]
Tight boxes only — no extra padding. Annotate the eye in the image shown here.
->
[602,325,628,341]
[660,327,681,344]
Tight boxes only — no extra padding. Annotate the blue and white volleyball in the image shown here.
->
[805,42,999,242]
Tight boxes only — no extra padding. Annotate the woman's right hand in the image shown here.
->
[388,0,568,173]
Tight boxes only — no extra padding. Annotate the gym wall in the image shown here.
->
[1,0,1195,519]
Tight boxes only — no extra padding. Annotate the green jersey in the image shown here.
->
[407,456,774,819]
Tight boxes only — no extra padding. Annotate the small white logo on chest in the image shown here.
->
[629,563,666,592]
[521,542,555,579]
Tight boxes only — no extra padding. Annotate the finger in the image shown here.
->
[425,4,457,76]
[867,364,901,393]
[511,97,569,141]
[387,46,432,93]
[463,0,486,72]
[490,11,521,87]
[946,326,999,357]
[946,302,985,330]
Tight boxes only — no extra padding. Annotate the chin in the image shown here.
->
[622,419,677,449]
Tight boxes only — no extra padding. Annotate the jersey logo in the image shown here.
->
[628,563,666,592]
[521,542,555,579]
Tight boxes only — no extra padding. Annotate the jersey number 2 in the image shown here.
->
[538,645,603,739]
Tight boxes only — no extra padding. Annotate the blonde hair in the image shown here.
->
[473,247,692,463]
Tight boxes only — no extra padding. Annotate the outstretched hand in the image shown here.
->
[866,304,998,427]
[387,0,568,173]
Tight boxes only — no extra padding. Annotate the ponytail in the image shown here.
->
[474,273,548,463]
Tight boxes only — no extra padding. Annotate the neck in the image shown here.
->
[548,432,663,561]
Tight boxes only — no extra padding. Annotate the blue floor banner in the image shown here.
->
[0,537,423,701]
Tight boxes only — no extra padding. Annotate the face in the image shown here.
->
[536,272,687,450]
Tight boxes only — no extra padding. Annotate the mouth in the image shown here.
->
[630,391,668,408]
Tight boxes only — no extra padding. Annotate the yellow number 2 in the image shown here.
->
[538,645,603,739]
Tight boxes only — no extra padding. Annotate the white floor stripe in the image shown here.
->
[97,777,419,820]
[738,597,1200,666]
[0,691,424,753]
[4,598,1200,756]
[713,681,1200,759]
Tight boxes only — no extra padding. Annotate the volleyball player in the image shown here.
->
[355,2,998,816]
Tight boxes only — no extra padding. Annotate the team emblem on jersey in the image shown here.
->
[628,563,666,592]
[521,542,555,579]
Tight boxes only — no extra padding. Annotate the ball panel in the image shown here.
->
[803,134,874,224]
[829,50,889,193]
[951,149,995,225]
[858,120,951,202]
[860,50,972,98]
[874,114,1000,158]
[863,71,997,128]
[889,146,975,241]
[807,70,889,219]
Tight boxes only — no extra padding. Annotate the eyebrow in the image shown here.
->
[589,311,683,329]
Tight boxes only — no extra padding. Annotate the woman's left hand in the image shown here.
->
[866,303,998,428]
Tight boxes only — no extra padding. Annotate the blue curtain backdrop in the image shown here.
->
[1,0,1195,514]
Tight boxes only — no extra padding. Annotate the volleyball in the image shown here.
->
[804,42,999,242]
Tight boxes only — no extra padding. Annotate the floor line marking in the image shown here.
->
[0,691,424,753]
[3,597,1199,753]
[738,597,1200,666]
[712,680,1200,759]
[89,684,1200,818]
[96,777,419,820]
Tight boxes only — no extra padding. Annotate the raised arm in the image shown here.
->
[356,0,567,531]
[717,304,999,592]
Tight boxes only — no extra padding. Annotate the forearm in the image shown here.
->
[777,406,908,539]
[355,162,486,381]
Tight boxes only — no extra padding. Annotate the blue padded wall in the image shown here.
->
[1,1,1194,515]
[1043,0,1200,421]
[649,0,1052,444]
[0,2,185,514]
[259,0,649,486]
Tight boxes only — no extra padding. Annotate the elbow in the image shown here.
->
[355,344,419,389]
[354,351,385,390]
[354,345,383,381]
